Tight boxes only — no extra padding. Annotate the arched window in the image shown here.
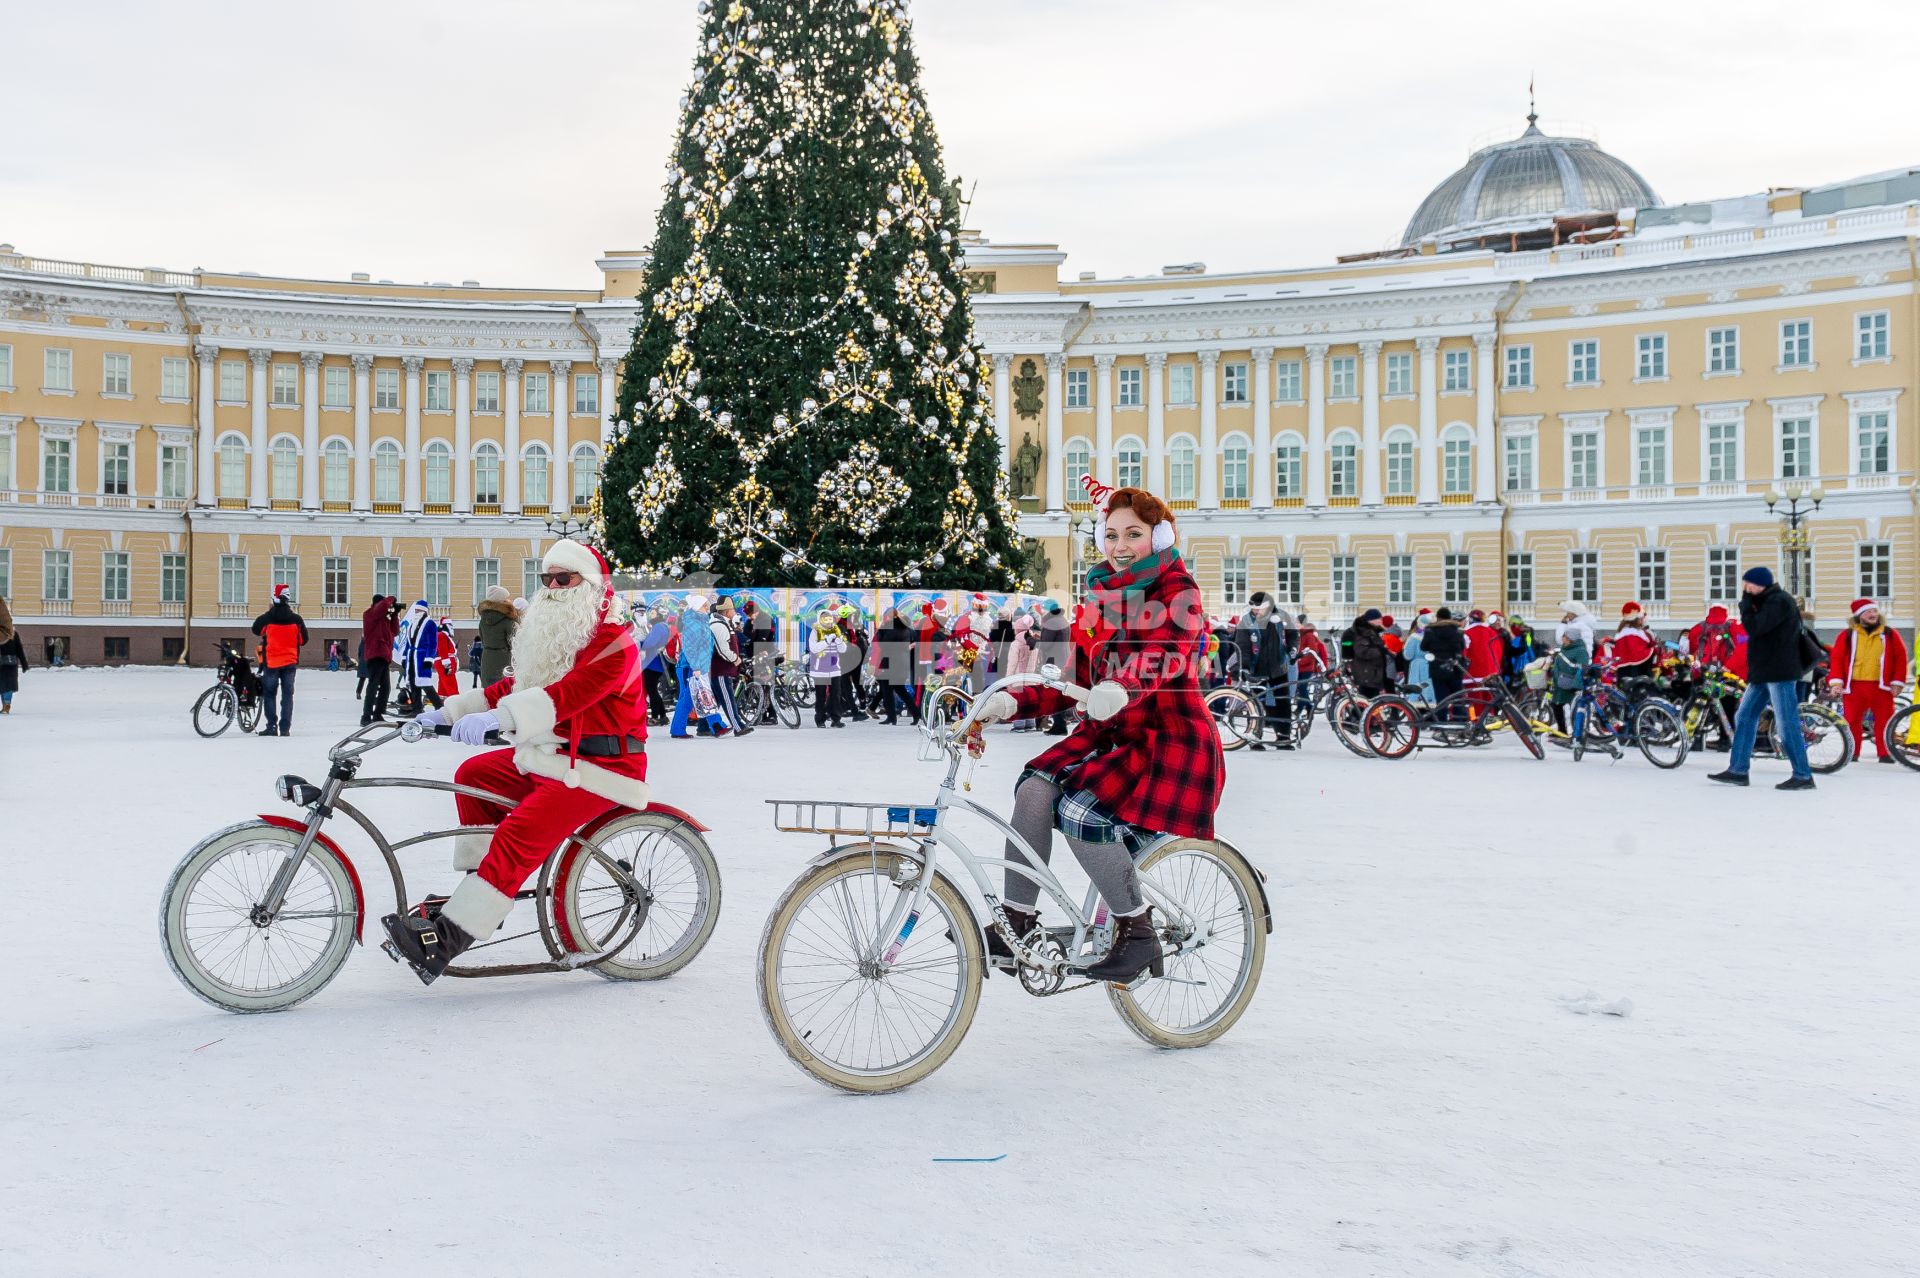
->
[1115,436,1145,489]
[1328,429,1359,500]
[218,434,247,499]
[424,440,452,505]
[1384,429,1416,497]
[522,443,550,507]
[373,440,402,504]
[1167,435,1197,502]
[473,443,501,505]
[1221,432,1250,501]
[322,439,352,504]
[571,444,599,506]
[1274,432,1303,500]
[270,437,299,502]
[1442,426,1473,496]
[1063,438,1093,495]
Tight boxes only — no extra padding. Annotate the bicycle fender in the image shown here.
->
[1208,836,1274,936]
[255,815,366,944]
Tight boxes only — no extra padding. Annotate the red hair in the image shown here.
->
[1104,486,1171,526]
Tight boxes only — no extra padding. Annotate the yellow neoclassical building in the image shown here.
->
[2,117,1916,663]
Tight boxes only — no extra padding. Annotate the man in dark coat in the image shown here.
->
[1233,592,1294,748]
[1419,607,1469,713]
[1710,567,1815,789]
[360,594,399,725]
[1340,608,1391,696]
[872,607,919,725]
[477,585,516,685]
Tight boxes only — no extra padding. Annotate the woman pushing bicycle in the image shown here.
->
[973,475,1224,985]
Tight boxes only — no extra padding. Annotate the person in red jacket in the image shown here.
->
[1611,601,1659,681]
[433,617,461,700]
[1686,604,1743,667]
[385,539,649,983]
[359,594,399,725]
[1295,618,1330,674]
[250,584,309,736]
[1463,609,1502,681]
[1827,597,1909,762]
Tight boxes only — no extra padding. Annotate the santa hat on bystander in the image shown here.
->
[1621,600,1645,622]
[273,583,293,604]
[1851,597,1879,619]
[1467,608,1486,623]
[970,592,990,609]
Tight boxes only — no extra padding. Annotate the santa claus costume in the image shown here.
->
[1610,602,1659,680]
[1463,610,1503,682]
[382,539,650,983]
[1827,598,1909,762]
[433,618,461,700]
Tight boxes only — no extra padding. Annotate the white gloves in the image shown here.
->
[1086,681,1129,721]
[974,691,1019,724]
[413,708,447,731]
[451,711,501,745]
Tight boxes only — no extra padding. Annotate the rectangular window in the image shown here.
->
[0,433,10,492]
[1569,550,1600,604]
[0,549,8,600]
[1856,411,1891,475]
[1116,444,1143,488]
[1330,554,1358,607]
[475,372,501,413]
[1328,356,1356,399]
[103,636,130,662]
[473,558,500,603]
[1387,553,1414,607]
[0,343,11,388]
[1568,339,1598,385]
[1221,362,1248,404]
[161,356,190,399]
[43,438,73,493]
[1384,352,1412,397]
[523,557,543,601]
[374,368,400,409]
[1064,368,1089,409]
[102,440,131,495]
[1503,433,1535,492]
[1706,418,1741,483]
[424,370,451,412]
[1504,345,1533,389]
[1635,424,1668,486]
[43,549,72,602]
[374,557,400,601]
[1443,349,1470,392]
[424,558,450,609]
[271,555,299,601]
[161,553,187,604]
[1637,548,1669,604]
[1168,364,1195,406]
[1707,547,1740,602]
[573,372,598,416]
[102,352,131,396]
[1635,334,1667,380]
[219,554,247,605]
[159,443,190,500]
[45,347,74,391]
[525,373,550,414]
[1116,366,1142,408]
[1779,319,1812,368]
[323,366,350,407]
[1275,556,1303,606]
[271,363,298,406]
[1274,442,1301,500]
[1858,542,1893,599]
[1778,416,1813,478]
[1507,552,1534,608]
[1385,437,1414,496]
[102,551,130,602]
[1442,436,1472,495]
[219,359,245,402]
[1568,429,1600,490]
[1328,439,1356,498]
[1708,326,1739,374]
[1442,553,1471,605]
[324,556,350,607]
[1275,359,1302,402]
[1221,556,1249,606]
[1856,311,1889,361]
[1223,443,1251,501]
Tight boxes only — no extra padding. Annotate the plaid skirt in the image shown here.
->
[1024,767,1153,853]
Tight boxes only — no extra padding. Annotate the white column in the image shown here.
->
[1251,345,1274,506]
[1145,352,1167,495]
[452,358,473,513]
[1093,354,1116,484]
[991,355,1012,470]
[1474,333,1497,503]
[1416,337,1440,504]
[1360,340,1383,507]
[194,344,217,506]
[549,359,574,518]
[1044,353,1065,511]
[247,348,270,508]
[597,358,619,448]
[1198,350,1219,509]
[402,356,424,512]
[502,359,523,514]
[299,351,322,510]
[1305,343,1328,508]
[350,355,373,512]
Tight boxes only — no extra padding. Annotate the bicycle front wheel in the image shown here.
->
[1327,693,1376,758]
[1110,839,1266,1048]
[758,849,983,1094]
[774,685,802,729]
[192,684,236,737]
[1769,702,1850,774]
[1361,695,1419,760]
[1885,703,1920,770]
[236,693,262,734]
[557,811,721,981]
[732,681,766,737]
[1631,701,1689,769]
[1203,687,1261,751]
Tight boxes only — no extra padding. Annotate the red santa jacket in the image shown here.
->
[1464,623,1503,680]
[1827,622,1910,693]
[443,618,649,810]
[434,629,461,698]
[1609,624,1658,674]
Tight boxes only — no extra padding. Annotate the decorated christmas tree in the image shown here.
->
[596,0,1023,590]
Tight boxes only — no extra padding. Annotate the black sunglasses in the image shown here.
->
[539,570,583,588]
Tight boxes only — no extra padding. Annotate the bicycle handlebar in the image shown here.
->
[946,668,1090,744]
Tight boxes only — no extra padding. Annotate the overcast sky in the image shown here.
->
[7,0,1916,288]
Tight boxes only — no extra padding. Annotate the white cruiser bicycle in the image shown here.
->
[758,667,1271,1093]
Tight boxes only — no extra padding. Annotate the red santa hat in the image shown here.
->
[542,537,609,588]
[929,596,952,617]
[1418,607,1433,616]
[1621,600,1644,620]
[1083,472,1176,553]
[1468,608,1486,622]
[971,592,990,608]
[1851,597,1879,618]
[1380,614,1395,628]
[273,583,292,603]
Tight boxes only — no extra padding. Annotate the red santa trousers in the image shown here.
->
[453,747,619,898]
[1841,686,1896,760]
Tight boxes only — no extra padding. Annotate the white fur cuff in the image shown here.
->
[452,831,490,872]
[441,874,513,938]
[496,687,557,739]
[444,690,492,725]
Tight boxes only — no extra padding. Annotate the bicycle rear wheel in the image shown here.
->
[1111,839,1266,1048]
[557,812,721,981]
[733,680,766,736]
[1361,695,1419,760]
[1769,702,1850,774]
[774,685,802,729]
[1327,693,1376,757]
[192,684,236,737]
[236,693,262,734]
[1503,704,1547,760]
[1884,703,1920,770]
[1631,701,1688,769]
[1203,687,1261,751]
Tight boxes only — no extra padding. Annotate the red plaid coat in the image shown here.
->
[1009,558,1224,839]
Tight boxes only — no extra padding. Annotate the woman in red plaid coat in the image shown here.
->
[975,481,1224,984]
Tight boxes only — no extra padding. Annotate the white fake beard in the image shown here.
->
[509,583,603,691]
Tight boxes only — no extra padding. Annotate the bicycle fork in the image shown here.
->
[259,776,343,918]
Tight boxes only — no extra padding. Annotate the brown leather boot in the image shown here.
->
[986,905,1039,963]
[1086,907,1163,984]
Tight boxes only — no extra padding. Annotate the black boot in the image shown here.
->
[1085,908,1163,984]
[380,902,475,985]
[986,905,1039,964]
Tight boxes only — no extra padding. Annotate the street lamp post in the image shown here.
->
[1763,481,1824,603]
[542,513,591,542]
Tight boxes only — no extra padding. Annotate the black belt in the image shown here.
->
[575,734,647,758]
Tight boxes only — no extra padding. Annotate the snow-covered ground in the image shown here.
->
[3,667,1915,1277]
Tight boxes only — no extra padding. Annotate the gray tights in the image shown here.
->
[1004,775,1145,916]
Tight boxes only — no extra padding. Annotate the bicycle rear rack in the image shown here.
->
[768,799,937,840]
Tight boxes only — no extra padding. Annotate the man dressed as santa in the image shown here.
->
[384,538,649,984]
